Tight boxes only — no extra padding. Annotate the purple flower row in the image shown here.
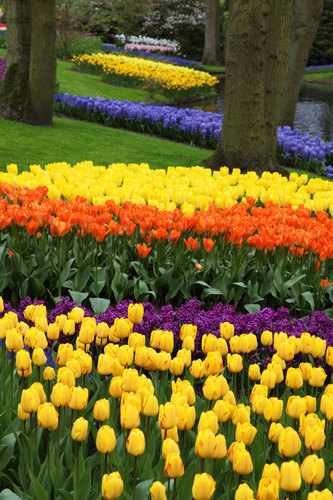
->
[2,297,333,371]
[54,92,333,170]
[102,43,200,67]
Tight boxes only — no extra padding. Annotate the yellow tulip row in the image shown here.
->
[2,162,333,213]
[2,300,332,498]
[72,53,218,92]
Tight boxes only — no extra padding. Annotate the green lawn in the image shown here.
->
[0,116,212,172]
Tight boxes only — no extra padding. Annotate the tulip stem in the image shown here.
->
[201,458,205,473]
[10,353,14,405]
[104,377,107,399]
[173,478,177,500]
[105,453,108,475]
[181,430,186,455]
[37,366,40,382]
[146,417,150,451]
[47,430,51,500]
[212,459,216,477]
[75,442,80,500]
[167,478,171,500]
[233,373,237,400]
[132,455,137,499]
[228,470,234,499]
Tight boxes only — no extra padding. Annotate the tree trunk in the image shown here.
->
[29,0,56,125]
[264,0,293,165]
[207,0,292,175]
[202,0,221,65]
[279,0,324,127]
[207,0,273,173]
[0,0,32,121]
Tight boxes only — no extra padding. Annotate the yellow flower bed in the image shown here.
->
[2,162,333,215]
[72,53,218,92]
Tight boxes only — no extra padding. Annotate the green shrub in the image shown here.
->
[308,0,333,65]
[56,34,102,60]
[0,33,6,49]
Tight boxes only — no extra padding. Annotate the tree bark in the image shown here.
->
[279,0,324,128]
[0,0,32,121]
[29,0,56,125]
[207,0,292,175]
[202,0,221,65]
[264,0,293,165]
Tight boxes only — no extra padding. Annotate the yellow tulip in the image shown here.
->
[192,473,216,500]
[101,471,123,500]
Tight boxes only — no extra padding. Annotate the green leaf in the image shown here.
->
[0,490,22,500]
[30,472,48,500]
[69,290,89,304]
[233,281,247,288]
[89,297,110,314]
[0,433,16,472]
[59,258,75,285]
[166,276,184,301]
[284,274,307,289]
[75,257,91,291]
[135,479,153,500]
[30,277,46,297]
[301,291,315,311]
[324,308,333,320]
[202,287,223,299]
[244,304,261,314]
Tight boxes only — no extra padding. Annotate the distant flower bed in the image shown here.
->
[114,34,180,52]
[71,53,218,100]
[304,64,333,74]
[124,43,176,54]
[54,93,333,174]
[103,43,199,67]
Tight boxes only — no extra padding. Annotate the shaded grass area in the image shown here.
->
[0,116,212,172]
[303,71,333,80]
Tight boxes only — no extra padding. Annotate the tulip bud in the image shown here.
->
[57,366,75,388]
[120,403,140,429]
[21,388,40,413]
[280,461,301,492]
[93,399,110,422]
[260,369,276,389]
[51,382,69,407]
[63,319,75,336]
[113,317,132,339]
[101,472,123,500]
[128,303,144,324]
[43,366,55,381]
[304,425,326,451]
[277,341,294,361]
[150,481,166,500]
[326,346,333,367]
[233,448,253,475]
[212,434,226,459]
[204,352,223,375]
[71,417,88,441]
[195,429,217,459]
[67,386,89,411]
[109,376,123,399]
[286,395,307,419]
[192,473,216,500]
[261,330,273,346]
[37,402,59,430]
[190,359,205,378]
[180,324,197,341]
[268,422,284,443]
[286,367,303,389]
[220,322,234,340]
[197,411,218,434]
[158,403,178,430]
[96,425,116,454]
[56,343,74,365]
[161,426,179,442]
[248,364,261,381]
[278,426,301,457]
[263,397,283,422]
[309,367,327,388]
[18,402,30,421]
[97,353,114,376]
[235,483,254,500]
[301,454,325,485]
[213,400,230,423]
[141,394,159,417]
[203,375,222,401]
[47,323,60,341]
[182,336,194,351]
[257,478,279,500]
[162,438,180,459]
[6,329,24,352]
[164,453,184,478]
[126,428,145,456]
[235,422,257,445]
[262,463,280,482]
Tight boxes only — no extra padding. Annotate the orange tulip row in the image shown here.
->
[0,183,333,260]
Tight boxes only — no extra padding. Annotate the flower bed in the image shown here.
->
[124,44,176,54]
[0,298,332,499]
[53,93,333,174]
[71,53,218,100]
[0,174,332,311]
[103,44,199,67]
[0,56,6,87]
